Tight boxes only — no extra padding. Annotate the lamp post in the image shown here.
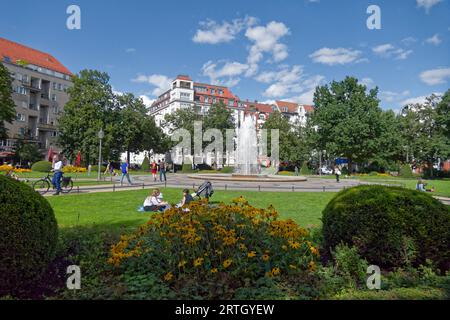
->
[98,128,104,181]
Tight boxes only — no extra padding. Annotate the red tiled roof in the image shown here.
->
[276,100,298,113]
[193,82,238,100]
[303,105,314,113]
[176,75,192,81]
[0,38,72,76]
[243,101,276,114]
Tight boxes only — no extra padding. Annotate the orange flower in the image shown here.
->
[262,254,270,262]
[164,272,174,281]
[223,259,233,269]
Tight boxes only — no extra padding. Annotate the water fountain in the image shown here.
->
[234,114,260,177]
[188,114,307,182]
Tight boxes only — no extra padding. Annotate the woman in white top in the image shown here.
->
[143,189,170,212]
[51,153,64,195]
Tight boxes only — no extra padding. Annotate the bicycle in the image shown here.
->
[32,172,73,195]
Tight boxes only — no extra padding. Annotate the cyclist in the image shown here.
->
[52,153,64,195]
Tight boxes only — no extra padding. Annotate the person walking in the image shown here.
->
[159,159,167,182]
[151,160,158,182]
[334,166,341,183]
[120,160,133,186]
[52,153,64,196]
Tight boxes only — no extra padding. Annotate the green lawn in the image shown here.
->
[47,188,335,231]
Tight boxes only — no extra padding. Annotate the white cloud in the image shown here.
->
[372,43,413,60]
[420,67,450,85]
[139,95,155,108]
[192,16,257,44]
[125,48,136,53]
[425,34,442,45]
[416,0,442,13]
[309,47,363,65]
[401,92,442,106]
[256,65,324,99]
[401,37,417,46]
[132,74,172,96]
[201,60,249,87]
[361,77,375,88]
[245,21,290,71]
[380,90,410,103]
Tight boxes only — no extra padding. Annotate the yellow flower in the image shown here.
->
[282,245,288,251]
[310,246,319,256]
[262,254,270,262]
[164,272,174,281]
[223,259,233,269]
[247,251,256,258]
[271,267,281,276]
[178,260,187,268]
[239,243,247,251]
[194,257,204,267]
[289,264,297,270]
[211,268,218,273]
[308,261,316,271]
[289,241,301,249]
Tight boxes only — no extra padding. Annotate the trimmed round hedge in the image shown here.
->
[31,160,52,172]
[0,175,58,294]
[322,185,450,270]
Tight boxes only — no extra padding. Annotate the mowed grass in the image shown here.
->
[47,188,336,231]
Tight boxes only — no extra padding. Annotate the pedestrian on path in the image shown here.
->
[334,166,341,183]
[159,159,167,182]
[151,160,158,182]
[120,160,133,186]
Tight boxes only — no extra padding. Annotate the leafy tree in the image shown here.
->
[116,93,167,163]
[0,63,15,140]
[57,70,116,165]
[310,77,384,172]
[401,94,450,176]
[262,112,309,164]
[204,102,235,165]
[13,138,42,165]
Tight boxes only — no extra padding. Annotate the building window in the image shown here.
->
[212,97,216,104]
[15,86,27,95]
[204,97,209,103]
[53,82,57,90]
[58,83,63,91]
[51,94,57,101]
[180,81,191,89]
[210,89,215,94]
[16,113,26,122]
[218,89,223,95]
[194,95,200,102]
[228,99,234,106]
[53,106,59,114]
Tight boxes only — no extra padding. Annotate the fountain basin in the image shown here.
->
[187,173,307,182]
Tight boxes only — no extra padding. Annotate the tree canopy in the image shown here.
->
[0,63,16,140]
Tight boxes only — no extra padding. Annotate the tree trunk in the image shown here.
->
[127,149,131,164]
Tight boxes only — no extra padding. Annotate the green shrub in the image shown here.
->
[181,163,196,173]
[300,161,312,175]
[322,185,450,270]
[31,160,52,172]
[399,164,414,178]
[90,165,106,173]
[0,175,58,294]
[221,166,234,174]
[141,156,150,171]
[332,244,368,286]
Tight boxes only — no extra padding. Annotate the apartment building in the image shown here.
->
[0,38,72,161]
[147,74,314,166]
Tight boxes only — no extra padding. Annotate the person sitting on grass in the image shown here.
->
[143,189,171,212]
[416,179,426,192]
[176,189,194,209]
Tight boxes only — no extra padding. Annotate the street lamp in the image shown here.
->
[98,128,104,181]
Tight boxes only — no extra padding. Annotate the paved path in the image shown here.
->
[39,173,450,205]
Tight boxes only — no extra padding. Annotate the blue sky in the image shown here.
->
[1,0,449,110]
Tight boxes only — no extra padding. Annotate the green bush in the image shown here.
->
[181,163,196,173]
[141,156,150,171]
[300,161,312,175]
[90,165,106,173]
[31,160,52,172]
[0,175,58,294]
[399,164,414,178]
[322,185,450,270]
[221,166,234,173]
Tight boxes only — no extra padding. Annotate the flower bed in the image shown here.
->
[108,197,319,298]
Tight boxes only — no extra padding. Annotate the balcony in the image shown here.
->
[40,93,50,100]
[29,103,39,111]
[38,119,55,131]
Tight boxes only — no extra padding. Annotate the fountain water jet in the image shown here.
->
[235,114,260,176]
